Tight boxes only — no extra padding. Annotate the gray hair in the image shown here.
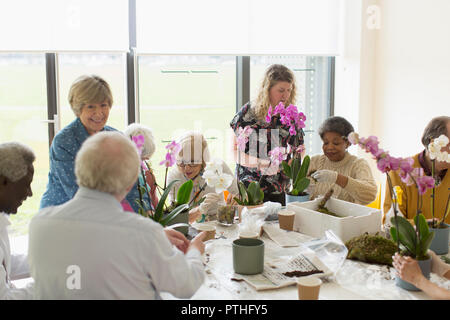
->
[69,75,113,117]
[318,116,355,139]
[176,131,211,168]
[421,116,450,147]
[0,142,35,182]
[123,123,156,159]
[75,132,140,195]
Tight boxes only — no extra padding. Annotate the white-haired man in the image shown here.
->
[0,142,35,300]
[28,132,206,299]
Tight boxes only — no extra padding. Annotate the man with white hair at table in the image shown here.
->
[28,131,206,299]
[0,142,35,299]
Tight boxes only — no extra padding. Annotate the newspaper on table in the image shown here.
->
[232,250,332,291]
[262,223,313,247]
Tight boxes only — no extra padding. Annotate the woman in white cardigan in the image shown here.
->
[167,131,239,221]
[307,116,377,205]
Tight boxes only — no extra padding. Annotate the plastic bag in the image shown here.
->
[239,206,267,236]
[262,201,282,221]
[301,230,348,275]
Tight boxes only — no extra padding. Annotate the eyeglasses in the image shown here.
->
[177,162,202,168]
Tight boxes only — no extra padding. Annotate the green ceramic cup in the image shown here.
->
[232,238,265,275]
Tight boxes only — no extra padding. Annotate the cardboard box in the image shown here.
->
[287,197,382,243]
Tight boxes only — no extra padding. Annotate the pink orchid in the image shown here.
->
[416,174,435,195]
[132,134,145,156]
[159,151,176,168]
[165,140,182,154]
[265,106,273,123]
[268,147,287,166]
[237,126,254,152]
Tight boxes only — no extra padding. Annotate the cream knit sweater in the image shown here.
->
[307,152,378,205]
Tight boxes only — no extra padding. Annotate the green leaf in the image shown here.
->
[299,155,310,180]
[291,158,300,185]
[160,204,189,226]
[233,196,244,206]
[247,182,256,205]
[176,180,193,205]
[294,177,310,194]
[390,216,417,254]
[291,189,299,196]
[414,214,430,240]
[281,161,292,179]
[154,179,179,222]
[418,231,435,258]
[238,182,248,204]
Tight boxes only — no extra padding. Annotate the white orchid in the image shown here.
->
[428,134,450,162]
[202,160,233,194]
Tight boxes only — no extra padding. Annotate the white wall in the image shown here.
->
[335,0,450,187]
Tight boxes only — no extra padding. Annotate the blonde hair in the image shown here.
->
[75,132,140,195]
[175,131,210,169]
[253,64,297,121]
[124,123,156,159]
[0,142,35,182]
[69,75,113,117]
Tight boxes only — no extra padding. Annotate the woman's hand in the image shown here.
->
[392,252,424,286]
[311,170,338,183]
[189,207,202,224]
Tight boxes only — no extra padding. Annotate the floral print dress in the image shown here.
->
[230,102,304,195]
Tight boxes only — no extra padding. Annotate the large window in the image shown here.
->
[0,54,48,235]
[138,55,236,184]
[250,56,333,156]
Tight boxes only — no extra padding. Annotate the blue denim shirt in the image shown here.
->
[40,117,152,213]
[40,118,117,209]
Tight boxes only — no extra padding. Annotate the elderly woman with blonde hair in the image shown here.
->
[122,122,159,213]
[40,74,117,209]
[166,131,238,222]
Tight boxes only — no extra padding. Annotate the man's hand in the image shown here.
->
[189,232,207,255]
[164,228,190,254]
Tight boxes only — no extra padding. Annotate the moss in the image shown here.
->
[316,206,342,218]
[345,233,397,266]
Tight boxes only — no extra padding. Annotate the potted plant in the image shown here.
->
[133,139,193,235]
[427,134,450,254]
[348,132,437,291]
[282,153,310,204]
[265,102,308,204]
[390,214,434,291]
[201,158,235,225]
[233,181,264,221]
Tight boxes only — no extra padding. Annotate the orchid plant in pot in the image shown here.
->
[202,158,235,225]
[427,134,450,254]
[348,132,436,291]
[133,138,193,234]
[265,102,309,204]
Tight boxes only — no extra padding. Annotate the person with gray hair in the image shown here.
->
[0,142,35,299]
[166,131,238,222]
[307,116,378,204]
[383,116,450,224]
[121,123,159,213]
[40,75,117,210]
[28,132,206,299]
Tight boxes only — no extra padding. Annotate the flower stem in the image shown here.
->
[386,173,400,252]
[431,159,436,228]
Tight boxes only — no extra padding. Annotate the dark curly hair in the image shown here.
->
[318,116,355,140]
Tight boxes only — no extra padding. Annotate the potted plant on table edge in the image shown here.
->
[427,134,450,254]
[349,132,436,291]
